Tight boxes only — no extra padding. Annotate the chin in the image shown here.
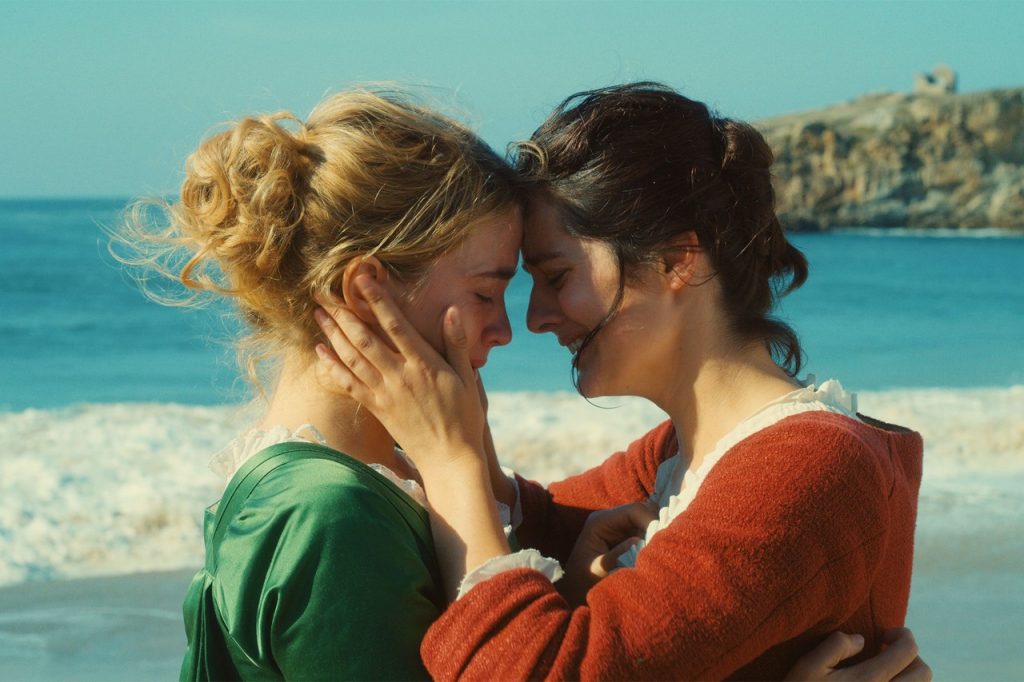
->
[576,370,607,398]
[579,384,619,399]
[577,363,633,399]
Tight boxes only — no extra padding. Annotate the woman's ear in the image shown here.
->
[339,256,389,323]
[663,231,701,290]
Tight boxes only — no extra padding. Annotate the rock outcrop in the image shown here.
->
[757,87,1024,230]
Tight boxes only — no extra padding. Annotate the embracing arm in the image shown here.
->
[422,418,896,680]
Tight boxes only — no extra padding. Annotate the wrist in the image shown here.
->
[418,453,511,601]
[418,444,488,491]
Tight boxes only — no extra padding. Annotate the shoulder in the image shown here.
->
[604,418,678,495]
[737,410,914,470]
[212,454,435,593]
[625,418,678,464]
[209,455,440,681]
[233,455,427,547]
[707,412,918,516]
[670,413,920,569]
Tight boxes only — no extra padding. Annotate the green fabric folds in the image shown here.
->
[180,443,443,681]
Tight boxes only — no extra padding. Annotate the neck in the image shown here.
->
[257,355,403,472]
[658,343,799,471]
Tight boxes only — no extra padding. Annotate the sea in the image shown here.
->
[4,198,1022,408]
[1,198,1022,679]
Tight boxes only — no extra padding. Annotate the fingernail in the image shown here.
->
[852,634,864,646]
[314,308,327,325]
[315,343,327,358]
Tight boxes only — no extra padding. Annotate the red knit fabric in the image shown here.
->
[422,412,923,681]
[513,420,677,564]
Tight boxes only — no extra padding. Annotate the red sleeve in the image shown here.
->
[513,420,676,563]
[423,414,898,681]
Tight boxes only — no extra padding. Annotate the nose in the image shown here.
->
[484,304,513,348]
[526,284,561,335]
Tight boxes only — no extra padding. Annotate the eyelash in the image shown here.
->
[475,293,494,304]
[547,270,568,288]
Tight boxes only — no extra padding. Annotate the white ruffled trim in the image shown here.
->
[209,423,329,479]
[456,549,564,600]
[211,424,429,508]
[211,428,526,523]
[618,377,858,568]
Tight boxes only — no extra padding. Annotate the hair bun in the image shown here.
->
[180,112,319,290]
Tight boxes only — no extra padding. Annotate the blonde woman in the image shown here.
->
[119,90,521,680]
[121,87,925,681]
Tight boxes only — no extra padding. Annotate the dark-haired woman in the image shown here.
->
[314,83,926,681]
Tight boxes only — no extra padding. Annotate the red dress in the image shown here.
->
[421,412,923,681]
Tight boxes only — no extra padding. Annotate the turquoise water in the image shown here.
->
[1,200,1022,681]
[2,199,1022,410]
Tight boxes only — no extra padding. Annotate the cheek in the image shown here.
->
[561,284,609,327]
[429,302,489,354]
[400,300,447,356]
[465,306,495,344]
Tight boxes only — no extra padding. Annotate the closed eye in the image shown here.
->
[547,270,568,288]
[475,293,494,304]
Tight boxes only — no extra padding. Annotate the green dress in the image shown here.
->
[180,442,444,681]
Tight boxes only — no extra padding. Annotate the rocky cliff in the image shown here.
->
[757,87,1024,230]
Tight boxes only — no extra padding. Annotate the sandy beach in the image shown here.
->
[3,559,1020,680]
[1,388,1022,679]
[0,569,194,681]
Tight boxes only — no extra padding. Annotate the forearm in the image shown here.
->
[421,451,511,602]
[483,423,516,509]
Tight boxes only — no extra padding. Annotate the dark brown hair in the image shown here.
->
[515,82,808,382]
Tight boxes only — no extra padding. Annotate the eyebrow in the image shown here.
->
[469,266,518,281]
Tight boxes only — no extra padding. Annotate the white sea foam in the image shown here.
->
[0,387,1021,587]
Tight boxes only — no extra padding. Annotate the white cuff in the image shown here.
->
[456,549,564,600]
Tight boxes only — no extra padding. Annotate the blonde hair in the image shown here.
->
[114,89,520,388]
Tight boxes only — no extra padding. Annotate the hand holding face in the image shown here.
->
[313,275,487,479]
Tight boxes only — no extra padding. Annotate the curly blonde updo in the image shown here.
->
[116,89,521,386]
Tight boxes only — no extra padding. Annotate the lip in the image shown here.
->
[558,336,585,354]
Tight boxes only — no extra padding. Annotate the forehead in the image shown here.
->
[522,195,576,265]
[446,205,522,272]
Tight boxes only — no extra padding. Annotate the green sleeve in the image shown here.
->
[214,459,441,681]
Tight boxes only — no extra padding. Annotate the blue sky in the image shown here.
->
[2,0,1022,198]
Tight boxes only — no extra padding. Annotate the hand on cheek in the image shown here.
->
[312,278,486,475]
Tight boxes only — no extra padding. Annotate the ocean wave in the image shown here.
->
[0,387,1021,587]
